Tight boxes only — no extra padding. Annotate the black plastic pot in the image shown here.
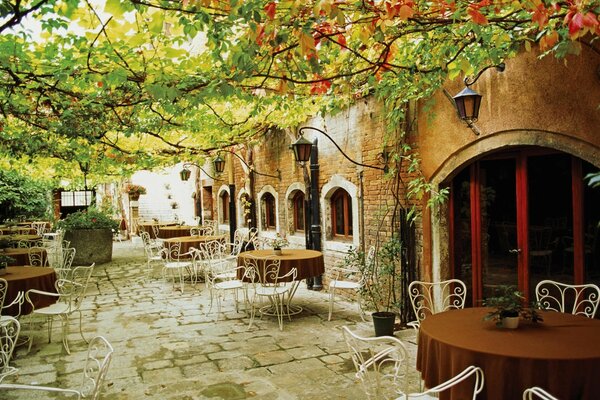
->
[372,311,396,337]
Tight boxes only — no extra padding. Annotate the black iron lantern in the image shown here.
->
[213,154,226,174]
[453,86,482,122]
[291,135,313,163]
[179,167,191,181]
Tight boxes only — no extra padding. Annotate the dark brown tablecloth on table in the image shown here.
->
[2,266,57,316]
[158,226,197,239]
[237,249,325,282]
[417,307,600,400]
[163,235,226,255]
[2,248,48,266]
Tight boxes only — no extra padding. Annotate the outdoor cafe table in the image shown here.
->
[163,235,227,255]
[158,225,197,239]
[416,307,600,400]
[1,248,47,266]
[137,221,179,238]
[2,266,58,317]
[236,249,325,315]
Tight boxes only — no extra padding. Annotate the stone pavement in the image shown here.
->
[5,240,421,399]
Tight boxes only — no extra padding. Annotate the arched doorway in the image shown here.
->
[449,147,599,306]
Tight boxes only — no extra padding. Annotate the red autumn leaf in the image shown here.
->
[264,2,276,20]
[337,33,347,48]
[468,7,488,25]
[568,12,584,37]
[310,77,331,94]
[539,30,558,50]
[582,12,598,28]
[97,81,103,88]
[255,24,265,45]
[532,5,548,28]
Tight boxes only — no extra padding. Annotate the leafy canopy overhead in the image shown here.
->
[0,0,598,183]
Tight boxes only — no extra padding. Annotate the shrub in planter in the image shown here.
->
[57,208,119,264]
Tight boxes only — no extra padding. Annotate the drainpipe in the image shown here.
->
[310,139,323,290]
[228,153,237,244]
[358,170,365,252]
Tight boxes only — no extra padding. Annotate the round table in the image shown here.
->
[158,226,197,239]
[417,307,600,400]
[163,235,227,255]
[0,234,42,244]
[237,249,325,316]
[1,248,48,266]
[137,222,179,238]
[2,266,57,317]
[237,249,325,282]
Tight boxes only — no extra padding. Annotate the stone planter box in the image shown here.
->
[64,229,113,265]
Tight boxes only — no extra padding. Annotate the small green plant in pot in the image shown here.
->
[483,285,543,328]
[0,254,15,275]
[350,236,403,336]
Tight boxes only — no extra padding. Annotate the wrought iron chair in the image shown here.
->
[399,365,484,399]
[203,247,248,321]
[25,264,95,354]
[341,325,410,399]
[407,279,467,332]
[328,246,374,321]
[0,316,20,383]
[160,241,196,293]
[28,246,47,267]
[54,247,77,281]
[535,279,600,318]
[0,335,113,399]
[244,255,297,331]
[522,386,559,400]
[31,222,48,236]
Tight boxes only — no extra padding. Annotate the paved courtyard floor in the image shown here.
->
[5,240,421,399]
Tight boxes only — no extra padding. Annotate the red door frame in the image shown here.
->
[452,150,587,305]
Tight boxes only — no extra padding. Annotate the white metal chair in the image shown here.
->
[0,316,20,383]
[341,325,410,399]
[399,365,484,399]
[328,246,374,321]
[0,335,113,399]
[25,264,95,354]
[203,247,248,321]
[160,241,196,293]
[31,222,48,236]
[535,279,600,318]
[522,386,559,400]
[28,246,47,267]
[54,247,77,281]
[0,279,6,311]
[244,256,297,331]
[407,279,467,331]
[0,279,24,320]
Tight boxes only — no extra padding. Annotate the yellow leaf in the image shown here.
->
[399,5,414,20]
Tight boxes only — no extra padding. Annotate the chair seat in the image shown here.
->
[255,286,290,296]
[330,280,361,290]
[164,261,192,269]
[214,280,244,290]
[33,302,70,315]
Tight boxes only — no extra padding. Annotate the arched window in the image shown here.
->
[293,191,305,232]
[220,191,229,223]
[331,188,352,238]
[262,192,276,229]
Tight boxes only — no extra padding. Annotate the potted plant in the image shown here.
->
[57,208,119,264]
[483,285,544,328]
[269,233,289,255]
[125,184,147,200]
[349,236,403,336]
[0,254,15,275]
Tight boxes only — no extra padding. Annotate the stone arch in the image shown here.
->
[321,175,359,251]
[256,185,279,233]
[429,129,600,283]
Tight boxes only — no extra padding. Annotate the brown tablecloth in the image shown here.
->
[0,227,36,235]
[2,266,57,316]
[417,307,600,400]
[0,234,42,243]
[237,249,324,282]
[2,248,48,266]
[158,226,197,239]
[163,235,226,255]
[137,222,179,238]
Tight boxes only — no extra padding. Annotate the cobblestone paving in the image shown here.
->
[5,241,421,399]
